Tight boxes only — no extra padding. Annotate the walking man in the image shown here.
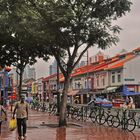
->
[13,95,28,140]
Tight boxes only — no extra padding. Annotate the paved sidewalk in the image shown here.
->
[1,110,140,140]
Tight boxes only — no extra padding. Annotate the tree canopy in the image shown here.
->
[0,0,50,96]
[0,0,132,126]
[8,0,131,78]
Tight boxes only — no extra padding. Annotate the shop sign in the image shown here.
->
[124,78,135,81]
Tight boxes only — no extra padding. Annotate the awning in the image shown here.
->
[101,86,119,94]
[91,86,120,95]
[77,89,92,95]
[106,86,118,91]
[122,86,140,96]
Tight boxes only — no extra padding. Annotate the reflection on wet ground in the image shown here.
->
[1,110,140,140]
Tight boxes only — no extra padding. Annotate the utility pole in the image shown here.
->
[56,63,60,115]
[87,50,90,103]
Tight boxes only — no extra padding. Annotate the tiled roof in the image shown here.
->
[43,47,138,82]
[71,65,93,77]
[132,47,140,52]
[106,53,135,70]
[43,74,57,81]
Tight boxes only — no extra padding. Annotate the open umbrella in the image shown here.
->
[25,97,33,103]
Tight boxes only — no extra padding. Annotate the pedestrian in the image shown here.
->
[0,102,7,134]
[13,95,29,140]
[125,96,130,106]
[128,96,135,109]
[74,96,79,104]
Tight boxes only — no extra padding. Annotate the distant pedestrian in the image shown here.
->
[128,96,135,109]
[74,96,79,104]
[13,95,29,140]
[125,96,130,105]
[0,103,7,134]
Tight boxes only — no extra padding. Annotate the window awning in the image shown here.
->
[101,86,119,94]
[77,89,92,95]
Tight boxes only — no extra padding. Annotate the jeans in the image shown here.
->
[17,118,27,137]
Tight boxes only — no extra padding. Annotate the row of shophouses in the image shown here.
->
[30,47,140,107]
[0,47,140,106]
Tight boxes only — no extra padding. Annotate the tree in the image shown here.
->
[0,1,50,97]
[0,0,132,126]
[0,34,15,68]
[27,0,132,126]
[0,38,40,97]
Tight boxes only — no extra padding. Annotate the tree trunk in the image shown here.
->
[18,70,23,97]
[59,77,70,126]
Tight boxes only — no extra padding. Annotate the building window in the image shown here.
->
[75,83,77,89]
[102,78,105,86]
[85,81,87,89]
[112,74,115,83]
[117,71,121,82]
[97,78,99,86]
[118,74,121,82]
[43,83,46,91]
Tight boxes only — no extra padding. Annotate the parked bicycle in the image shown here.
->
[110,109,136,132]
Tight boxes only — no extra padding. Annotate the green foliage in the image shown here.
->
[0,0,50,69]
[0,0,132,76]
[22,0,132,76]
[0,0,132,126]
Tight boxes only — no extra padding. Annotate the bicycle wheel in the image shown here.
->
[126,118,136,132]
[66,110,70,118]
[96,114,106,125]
[72,110,78,119]
[51,107,57,115]
[112,116,120,128]
[90,111,96,123]
[76,111,82,121]
[82,111,88,122]
[107,115,114,127]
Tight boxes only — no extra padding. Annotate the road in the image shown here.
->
[1,109,140,140]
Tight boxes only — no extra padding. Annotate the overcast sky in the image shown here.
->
[34,0,140,79]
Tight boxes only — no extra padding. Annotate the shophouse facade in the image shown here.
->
[0,66,13,105]
[36,77,44,101]
[39,47,140,105]
[42,74,57,102]
[31,81,37,96]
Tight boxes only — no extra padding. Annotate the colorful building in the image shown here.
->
[36,47,140,106]
[0,66,13,105]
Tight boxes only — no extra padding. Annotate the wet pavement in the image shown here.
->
[1,110,140,140]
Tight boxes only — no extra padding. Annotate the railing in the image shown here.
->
[30,101,140,132]
[67,104,140,132]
